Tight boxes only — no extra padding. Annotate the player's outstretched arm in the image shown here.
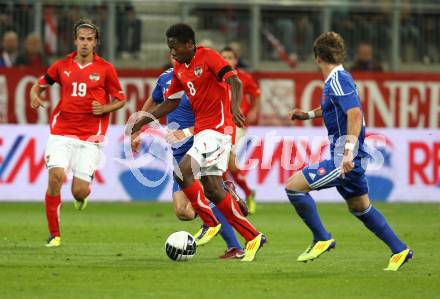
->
[130,98,180,135]
[166,127,194,144]
[289,107,322,121]
[29,82,47,109]
[226,74,245,128]
[141,96,158,113]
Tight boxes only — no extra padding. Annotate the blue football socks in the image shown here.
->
[352,205,407,254]
[286,189,332,242]
[209,202,242,250]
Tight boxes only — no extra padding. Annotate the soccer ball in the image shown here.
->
[165,231,196,261]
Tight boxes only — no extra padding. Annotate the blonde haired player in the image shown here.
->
[285,32,412,271]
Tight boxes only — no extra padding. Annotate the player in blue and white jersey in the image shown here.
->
[285,32,412,271]
[134,67,244,259]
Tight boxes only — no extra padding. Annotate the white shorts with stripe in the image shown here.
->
[45,134,101,182]
[186,129,232,176]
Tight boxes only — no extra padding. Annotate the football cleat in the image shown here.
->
[383,248,413,271]
[74,196,88,211]
[241,233,266,262]
[219,248,245,259]
[224,181,248,216]
[193,224,221,246]
[45,235,61,247]
[246,190,257,215]
[297,239,336,262]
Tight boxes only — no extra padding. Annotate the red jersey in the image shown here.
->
[236,68,260,118]
[164,47,236,135]
[38,52,125,142]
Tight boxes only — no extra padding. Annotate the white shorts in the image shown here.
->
[45,135,101,182]
[186,129,232,176]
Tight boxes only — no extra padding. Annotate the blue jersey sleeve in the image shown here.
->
[151,81,164,104]
[335,92,360,113]
[329,72,361,113]
[152,68,174,104]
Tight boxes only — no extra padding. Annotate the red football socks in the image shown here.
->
[182,181,219,227]
[231,169,252,198]
[215,193,258,241]
[45,193,61,237]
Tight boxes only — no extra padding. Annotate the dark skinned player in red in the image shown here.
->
[130,24,266,261]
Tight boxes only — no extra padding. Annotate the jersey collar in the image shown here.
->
[325,64,344,83]
[184,46,202,68]
[68,51,100,68]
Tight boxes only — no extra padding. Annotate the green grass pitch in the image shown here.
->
[1,202,439,299]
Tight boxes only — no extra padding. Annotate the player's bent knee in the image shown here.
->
[286,172,310,193]
[175,207,196,221]
[47,170,64,194]
[48,175,63,188]
[346,195,370,212]
[71,186,90,201]
[173,191,195,220]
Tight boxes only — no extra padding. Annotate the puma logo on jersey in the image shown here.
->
[64,71,71,77]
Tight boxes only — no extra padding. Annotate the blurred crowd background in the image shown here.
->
[1,0,440,72]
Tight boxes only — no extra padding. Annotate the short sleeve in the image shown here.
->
[328,72,360,113]
[164,72,185,100]
[106,64,125,101]
[151,80,164,104]
[205,49,236,81]
[335,92,361,113]
[38,60,61,86]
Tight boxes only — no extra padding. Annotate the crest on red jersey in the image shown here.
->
[89,73,100,82]
[194,66,203,77]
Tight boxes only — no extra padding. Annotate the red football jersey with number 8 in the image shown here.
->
[165,47,236,135]
[38,52,125,142]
